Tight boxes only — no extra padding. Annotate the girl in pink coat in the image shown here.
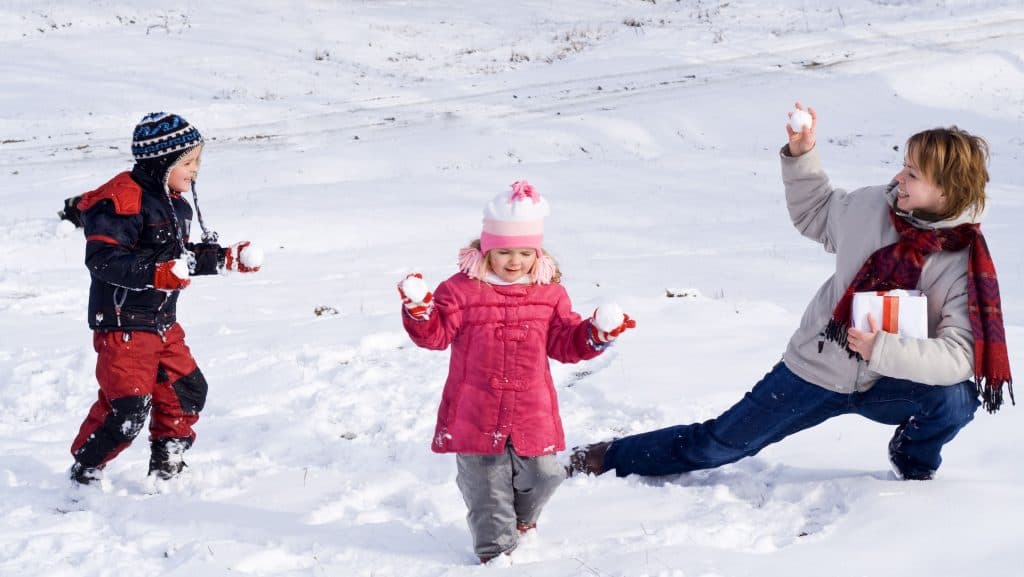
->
[398,181,635,564]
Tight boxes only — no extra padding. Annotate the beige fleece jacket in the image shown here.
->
[780,146,977,393]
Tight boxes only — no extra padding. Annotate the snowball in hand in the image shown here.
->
[594,302,625,332]
[789,108,812,131]
[240,245,265,269]
[171,258,191,279]
[55,219,77,238]
[401,275,430,303]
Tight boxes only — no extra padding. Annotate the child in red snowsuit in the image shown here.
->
[69,112,262,485]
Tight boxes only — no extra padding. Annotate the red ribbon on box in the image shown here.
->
[878,292,899,333]
[852,290,927,339]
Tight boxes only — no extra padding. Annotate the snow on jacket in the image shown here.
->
[402,272,603,456]
[78,167,225,333]
[781,146,977,393]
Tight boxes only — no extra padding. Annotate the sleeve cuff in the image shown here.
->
[866,331,891,373]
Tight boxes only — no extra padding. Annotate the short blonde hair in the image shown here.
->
[905,126,989,220]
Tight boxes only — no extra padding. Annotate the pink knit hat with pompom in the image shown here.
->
[459,180,556,284]
[480,180,550,253]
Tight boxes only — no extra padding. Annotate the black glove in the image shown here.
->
[58,195,84,228]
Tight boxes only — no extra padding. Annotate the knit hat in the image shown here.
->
[132,112,203,160]
[458,180,557,284]
[480,180,550,253]
[130,112,219,244]
[131,112,204,181]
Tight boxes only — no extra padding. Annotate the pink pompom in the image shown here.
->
[533,253,556,285]
[510,180,540,203]
[458,246,484,279]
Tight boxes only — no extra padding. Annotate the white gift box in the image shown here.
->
[851,289,928,339]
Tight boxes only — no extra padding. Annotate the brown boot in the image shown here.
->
[516,521,537,534]
[479,549,513,564]
[567,441,611,476]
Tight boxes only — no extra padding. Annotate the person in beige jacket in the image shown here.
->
[570,104,1012,481]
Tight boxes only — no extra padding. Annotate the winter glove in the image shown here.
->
[398,273,434,321]
[224,241,263,272]
[58,195,84,228]
[153,258,191,291]
[589,303,636,345]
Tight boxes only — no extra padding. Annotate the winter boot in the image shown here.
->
[69,462,103,485]
[478,550,513,565]
[888,424,935,481]
[567,441,611,476]
[516,521,537,534]
[148,437,193,480]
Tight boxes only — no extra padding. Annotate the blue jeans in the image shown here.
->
[604,362,980,480]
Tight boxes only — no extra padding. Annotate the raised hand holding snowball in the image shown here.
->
[224,241,263,272]
[397,273,433,320]
[569,118,1010,484]
[786,102,817,156]
[788,108,813,132]
[589,302,637,345]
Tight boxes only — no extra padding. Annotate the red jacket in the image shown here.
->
[403,273,602,456]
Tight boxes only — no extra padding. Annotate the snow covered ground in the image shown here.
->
[2,1,1023,575]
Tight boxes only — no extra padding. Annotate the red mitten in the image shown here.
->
[154,259,191,291]
[589,303,636,344]
[224,241,263,272]
[398,273,434,321]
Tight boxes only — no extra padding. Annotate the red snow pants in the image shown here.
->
[70,323,208,468]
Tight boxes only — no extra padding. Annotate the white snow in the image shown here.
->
[593,302,625,333]
[171,257,190,280]
[400,275,430,305]
[238,244,264,270]
[2,2,1024,576]
[789,108,813,132]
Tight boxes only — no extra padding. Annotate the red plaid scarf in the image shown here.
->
[825,209,1013,412]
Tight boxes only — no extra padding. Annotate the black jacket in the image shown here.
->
[79,167,224,333]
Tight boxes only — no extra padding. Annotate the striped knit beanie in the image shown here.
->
[479,180,550,253]
[132,112,203,160]
[131,112,204,181]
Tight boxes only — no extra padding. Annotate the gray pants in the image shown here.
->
[455,444,565,559]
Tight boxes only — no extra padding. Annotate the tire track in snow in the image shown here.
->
[2,13,1020,167]
[219,14,1024,137]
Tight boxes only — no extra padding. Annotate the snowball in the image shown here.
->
[401,275,429,303]
[789,108,812,131]
[240,245,265,269]
[171,258,191,279]
[594,302,625,332]
[55,219,77,238]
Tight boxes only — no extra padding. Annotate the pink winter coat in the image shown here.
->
[402,272,602,456]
